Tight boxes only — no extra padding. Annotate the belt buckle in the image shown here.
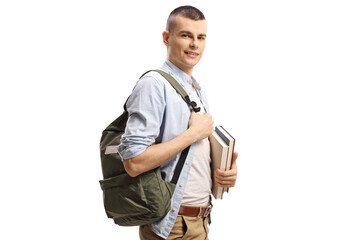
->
[200,205,212,218]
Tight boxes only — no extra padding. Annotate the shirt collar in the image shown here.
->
[162,59,202,90]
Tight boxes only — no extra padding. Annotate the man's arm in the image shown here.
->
[123,111,214,177]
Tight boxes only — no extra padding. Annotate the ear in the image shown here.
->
[162,31,170,46]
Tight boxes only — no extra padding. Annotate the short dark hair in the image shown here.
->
[166,6,206,33]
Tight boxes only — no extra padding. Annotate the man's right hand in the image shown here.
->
[188,111,214,141]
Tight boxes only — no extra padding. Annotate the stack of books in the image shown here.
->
[209,125,235,199]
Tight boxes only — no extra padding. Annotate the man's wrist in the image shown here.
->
[184,127,199,143]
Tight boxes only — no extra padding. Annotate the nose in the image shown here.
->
[190,39,199,50]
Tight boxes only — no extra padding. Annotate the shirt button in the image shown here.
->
[186,161,189,165]
[179,184,183,187]
[172,208,176,212]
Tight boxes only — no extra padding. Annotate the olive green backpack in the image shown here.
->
[99,70,200,226]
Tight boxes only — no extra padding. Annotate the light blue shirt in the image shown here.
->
[118,59,209,238]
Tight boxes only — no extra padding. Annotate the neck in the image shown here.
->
[167,59,193,77]
[183,68,193,77]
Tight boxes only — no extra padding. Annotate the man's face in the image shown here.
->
[164,16,207,76]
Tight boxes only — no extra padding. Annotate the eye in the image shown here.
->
[181,34,190,38]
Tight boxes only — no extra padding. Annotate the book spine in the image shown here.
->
[215,126,230,145]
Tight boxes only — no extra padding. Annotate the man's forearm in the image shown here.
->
[124,111,214,177]
[123,128,198,177]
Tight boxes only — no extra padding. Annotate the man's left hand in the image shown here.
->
[214,151,238,188]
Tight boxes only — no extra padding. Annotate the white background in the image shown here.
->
[1,0,359,239]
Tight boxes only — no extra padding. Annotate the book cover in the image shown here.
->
[210,126,235,199]
[209,130,228,199]
[215,126,236,193]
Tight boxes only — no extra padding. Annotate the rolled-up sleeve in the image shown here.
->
[118,75,166,160]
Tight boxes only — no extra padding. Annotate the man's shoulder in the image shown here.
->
[137,70,169,86]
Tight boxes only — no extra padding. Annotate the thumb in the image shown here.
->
[232,151,238,163]
[231,151,238,168]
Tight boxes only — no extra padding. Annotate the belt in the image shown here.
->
[178,204,212,217]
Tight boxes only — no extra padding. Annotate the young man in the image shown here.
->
[119,6,238,239]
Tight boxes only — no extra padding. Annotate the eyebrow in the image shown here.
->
[179,30,207,37]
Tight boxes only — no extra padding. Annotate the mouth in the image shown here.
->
[184,51,199,58]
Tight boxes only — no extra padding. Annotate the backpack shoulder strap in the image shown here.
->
[140,70,200,112]
[140,70,195,184]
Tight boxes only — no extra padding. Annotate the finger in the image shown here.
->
[214,169,237,186]
[214,173,237,183]
[214,178,236,188]
[215,168,237,177]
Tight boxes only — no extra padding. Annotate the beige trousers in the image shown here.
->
[139,215,209,240]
